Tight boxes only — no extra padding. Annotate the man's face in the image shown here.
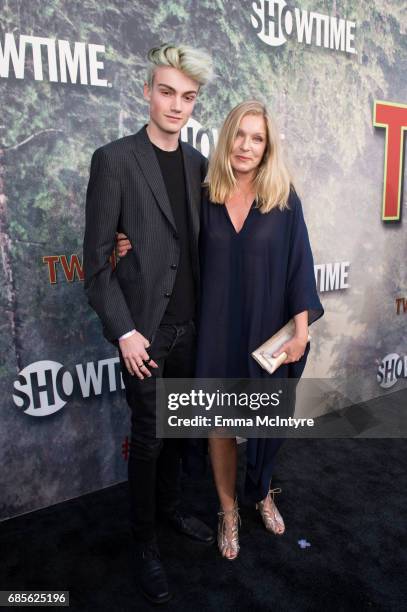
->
[144,66,199,135]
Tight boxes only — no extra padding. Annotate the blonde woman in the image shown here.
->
[117,101,323,561]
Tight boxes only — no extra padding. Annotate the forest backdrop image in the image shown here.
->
[0,0,406,518]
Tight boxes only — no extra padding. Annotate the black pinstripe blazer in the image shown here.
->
[83,125,207,346]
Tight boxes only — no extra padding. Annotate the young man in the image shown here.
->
[83,44,214,604]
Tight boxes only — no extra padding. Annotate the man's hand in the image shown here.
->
[272,334,308,364]
[119,331,158,379]
[115,232,132,258]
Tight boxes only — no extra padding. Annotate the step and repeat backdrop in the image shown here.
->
[1,1,406,520]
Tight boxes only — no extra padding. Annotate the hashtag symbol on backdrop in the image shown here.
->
[121,436,130,461]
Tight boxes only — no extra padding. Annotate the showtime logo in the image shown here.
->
[12,357,124,417]
[0,33,109,86]
[250,0,356,54]
[377,354,407,389]
[181,118,218,158]
[314,261,350,293]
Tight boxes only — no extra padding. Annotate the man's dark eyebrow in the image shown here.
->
[156,83,198,95]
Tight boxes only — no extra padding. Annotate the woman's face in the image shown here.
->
[230,114,268,176]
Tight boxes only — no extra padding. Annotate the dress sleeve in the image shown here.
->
[286,189,324,326]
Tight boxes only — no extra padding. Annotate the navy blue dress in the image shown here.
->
[194,187,324,502]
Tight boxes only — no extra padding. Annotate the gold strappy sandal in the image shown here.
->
[256,487,285,535]
[217,500,241,560]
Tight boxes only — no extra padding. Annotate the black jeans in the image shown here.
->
[119,321,196,543]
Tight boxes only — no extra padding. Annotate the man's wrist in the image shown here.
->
[119,329,137,341]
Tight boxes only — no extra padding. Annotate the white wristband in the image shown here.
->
[119,329,137,341]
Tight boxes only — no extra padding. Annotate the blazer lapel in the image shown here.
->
[180,141,200,249]
[131,126,177,231]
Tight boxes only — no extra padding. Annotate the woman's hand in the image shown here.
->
[115,232,133,258]
[272,334,308,364]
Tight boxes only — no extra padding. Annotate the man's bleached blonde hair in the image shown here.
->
[147,43,214,88]
[207,100,292,213]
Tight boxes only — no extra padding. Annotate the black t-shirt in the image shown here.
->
[152,142,196,324]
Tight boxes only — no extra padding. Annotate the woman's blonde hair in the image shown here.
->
[207,100,292,213]
[147,43,214,88]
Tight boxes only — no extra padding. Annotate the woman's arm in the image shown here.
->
[272,310,309,364]
[293,310,308,342]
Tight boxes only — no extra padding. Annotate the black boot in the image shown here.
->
[159,509,215,544]
[133,540,172,604]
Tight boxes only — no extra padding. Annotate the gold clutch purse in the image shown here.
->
[251,319,311,374]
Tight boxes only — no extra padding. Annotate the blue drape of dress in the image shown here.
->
[186,187,324,502]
